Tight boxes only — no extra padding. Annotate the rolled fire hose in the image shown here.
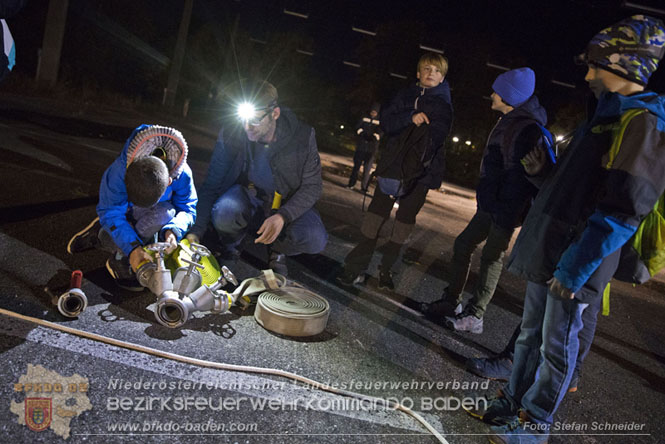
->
[0,307,448,443]
[254,287,330,337]
[229,270,329,336]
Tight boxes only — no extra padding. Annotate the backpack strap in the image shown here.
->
[605,108,648,169]
[502,118,555,169]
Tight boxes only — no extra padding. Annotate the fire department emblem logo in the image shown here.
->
[10,364,91,439]
[25,398,52,432]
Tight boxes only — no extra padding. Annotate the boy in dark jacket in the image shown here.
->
[347,103,382,192]
[423,68,550,334]
[338,53,453,290]
[468,16,665,444]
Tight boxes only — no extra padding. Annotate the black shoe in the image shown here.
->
[421,289,463,319]
[401,247,421,265]
[463,390,516,426]
[336,269,365,287]
[67,217,101,254]
[378,269,395,291]
[105,255,144,292]
[268,251,288,276]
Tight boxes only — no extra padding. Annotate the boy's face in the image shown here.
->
[370,110,378,118]
[417,63,444,88]
[585,66,612,98]
[490,92,509,113]
[584,65,643,99]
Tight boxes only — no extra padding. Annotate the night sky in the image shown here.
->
[4,0,665,150]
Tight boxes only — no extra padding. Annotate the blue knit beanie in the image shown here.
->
[492,67,536,107]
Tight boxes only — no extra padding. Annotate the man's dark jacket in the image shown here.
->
[191,107,321,238]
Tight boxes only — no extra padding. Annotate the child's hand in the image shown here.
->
[164,230,178,255]
[412,112,430,127]
[185,233,200,244]
[129,247,153,272]
[521,147,547,176]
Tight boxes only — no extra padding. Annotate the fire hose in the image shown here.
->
[0,307,448,443]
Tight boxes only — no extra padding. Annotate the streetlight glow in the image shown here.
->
[465,140,472,146]
[452,136,459,143]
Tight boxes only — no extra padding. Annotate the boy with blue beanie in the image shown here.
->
[467,15,665,444]
[422,67,551,334]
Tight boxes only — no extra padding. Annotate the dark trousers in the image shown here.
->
[348,149,375,190]
[344,184,428,274]
[447,210,514,318]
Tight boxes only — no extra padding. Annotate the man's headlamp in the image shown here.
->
[237,101,276,126]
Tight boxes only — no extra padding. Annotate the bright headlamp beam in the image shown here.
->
[237,102,256,121]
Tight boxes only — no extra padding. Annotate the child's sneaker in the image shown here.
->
[464,390,515,426]
[446,309,484,334]
[106,255,144,292]
[67,217,101,254]
[336,269,364,287]
[378,269,395,291]
[488,411,549,444]
[421,289,463,319]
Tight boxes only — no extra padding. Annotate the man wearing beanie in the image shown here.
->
[467,15,665,444]
[422,67,552,334]
[347,103,383,192]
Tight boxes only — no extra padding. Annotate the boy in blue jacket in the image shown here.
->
[67,125,197,291]
[468,16,665,444]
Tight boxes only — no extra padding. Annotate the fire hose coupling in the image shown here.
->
[51,270,88,318]
[154,266,239,329]
[136,242,174,296]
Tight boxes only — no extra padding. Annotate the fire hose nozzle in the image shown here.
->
[56,270,88,318]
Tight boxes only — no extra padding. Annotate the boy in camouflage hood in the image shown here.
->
[467,15,665,444]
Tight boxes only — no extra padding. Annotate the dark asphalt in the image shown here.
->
[0,93,663,444]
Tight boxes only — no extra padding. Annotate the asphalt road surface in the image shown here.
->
[1,94,663,443]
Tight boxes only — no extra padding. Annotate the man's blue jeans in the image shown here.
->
[211,184,327,256]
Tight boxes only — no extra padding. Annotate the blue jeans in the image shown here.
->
[503,249,620,425]
[211,184,327,256]
[504,282,588,426]
[501,282,602,381]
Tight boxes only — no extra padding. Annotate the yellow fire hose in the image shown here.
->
[0,307,448,443]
